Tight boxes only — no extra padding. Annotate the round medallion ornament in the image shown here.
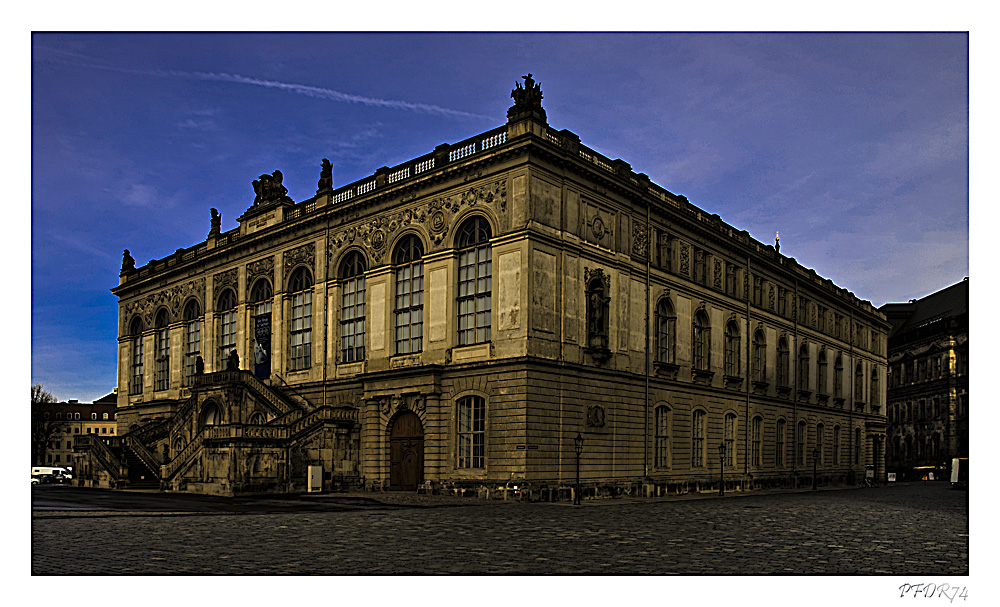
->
[371,229,386,253]
[592,216,606,240]
[431,210,446,233]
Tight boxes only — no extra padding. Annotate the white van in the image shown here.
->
[31,466,72,481]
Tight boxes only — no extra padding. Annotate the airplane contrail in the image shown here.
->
[36,49,490,119]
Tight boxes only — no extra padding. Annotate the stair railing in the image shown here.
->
[124,434,162,478]
[161,428,205,480]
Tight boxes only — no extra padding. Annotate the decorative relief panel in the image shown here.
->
[328,180,507,262]
[680,244,690,276]
[213,268,239,298]
[121,277,206,332]
[283,242,315,275]
[586,405,606,428]
[583,267,611,292]
[631,220,648,258]
[769,285,775,310]
[713,260,722,290]
[246,256,274,297]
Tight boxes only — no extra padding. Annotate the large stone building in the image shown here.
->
[881,278,968,480]
[76,75,889,497]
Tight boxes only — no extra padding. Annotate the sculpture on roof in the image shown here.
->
[252,170,292,206]
[511,73,543,109]
[209,208,221,236]
[121,249,135,273]
[317,158,333,193]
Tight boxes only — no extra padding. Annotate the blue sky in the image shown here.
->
[30,32,969,402]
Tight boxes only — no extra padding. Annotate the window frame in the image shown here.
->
[129,316,144,395]
[456,216,493,347]
[339,252,366,363]
[691,409,705,468]
[182,300,202,386]
[288,267,314,371]
[457,395,486,469]
[154,309,170,392]
[654,406,670,468]
[393,234,425,355]
[216,288,238,368]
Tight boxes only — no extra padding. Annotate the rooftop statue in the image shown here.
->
[121,249,135,273]
[252,170,293,206]
[209,208,221,236]
[317,158,333,192]
[511,73,543,109]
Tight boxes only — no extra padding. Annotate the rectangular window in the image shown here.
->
[655,408,669,468]
[395,261,424,354]
[796,422,806,466]
[290,291,313,370]
[341,277,365,362]
[776,420,785,466]
[816,426,824,465]
[155,327,170,391]
[751,418,761,467]
[692,411,705,468]
[183,320,201,386]
[457,246,492,346]
[833,427,841,465]
[724,414,736,467]
[457,397,485,469]
[130,336,143,395]
[219,309,237,366]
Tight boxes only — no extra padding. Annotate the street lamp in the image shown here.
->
[812,447,819,490]
[718,442,726,496]
[574,432,584,505]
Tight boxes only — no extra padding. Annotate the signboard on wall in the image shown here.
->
[253,314,271,379]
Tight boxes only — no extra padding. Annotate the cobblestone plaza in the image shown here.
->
[32,482,966,576]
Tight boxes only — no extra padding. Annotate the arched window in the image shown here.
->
[817,349,828,396]
[251,278,273,316]
[586,275,610,351]
[751,416,762,467]
[693,310,711,372]
[74,412,80,420]
[798,343,810,392]
[55,412,62,420]
[724,413,737,467]
[154,309,170,391]
[816,423,825,465]
[183,300,202,386]
[289,267,314,370]
[871,366,880,408]
[833,425,841,465]
[654,406,670,468]
[248,412,266,426]
[457,395,486,469]
[777,337,790,388]
[172,436,185,454]
[393,235,424,355]
[91,413,97,420]
[103,412,109,420]
[456,216,492,346]
[796,421,806,466]
[855,362,865,404]
[724,321,740,377]
[339,253,365,363]
[752,330,766,383]
[776,419,786,466]
[217,289,238,367]
[129,316,144,395]
[834,353,844,398]
[200,401,221,427]
[691,410,705,467]
[854,427,862,465]
[655,299,676,364]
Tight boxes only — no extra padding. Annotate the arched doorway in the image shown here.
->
[389,410,424,490]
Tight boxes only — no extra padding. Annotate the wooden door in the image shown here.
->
[389,411,424,490]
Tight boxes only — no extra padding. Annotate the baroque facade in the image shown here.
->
[77,75,888,497]
[880,278,968,480]
[43,393,117,467]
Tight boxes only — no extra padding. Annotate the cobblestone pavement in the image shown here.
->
[31,483,968,575]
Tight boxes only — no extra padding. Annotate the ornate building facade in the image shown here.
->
[76,76,888,497]
[881,278,968,480]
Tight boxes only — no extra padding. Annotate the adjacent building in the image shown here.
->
[881,278,968,480]
[76,75,889,497]
[42,393,117,467]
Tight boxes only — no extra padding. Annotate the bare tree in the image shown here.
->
[31,385,58,466]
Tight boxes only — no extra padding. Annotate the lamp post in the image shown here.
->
[718,442,726,496]
[574,433,584,505]
[812,447,819,490]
